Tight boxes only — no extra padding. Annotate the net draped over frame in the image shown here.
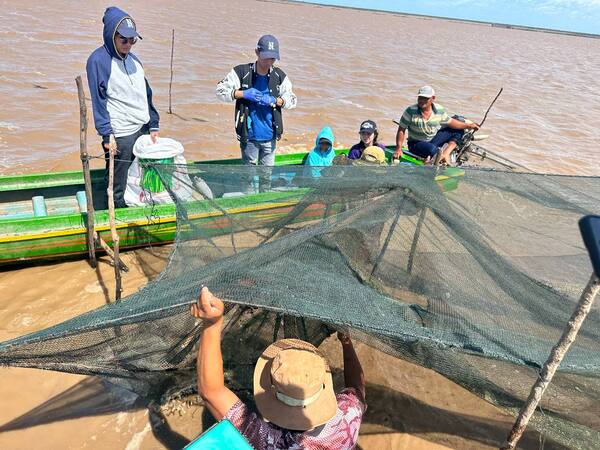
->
[1,163,599,448]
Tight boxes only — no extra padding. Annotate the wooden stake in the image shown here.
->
[107,134,122,300]
[93,231,129,273]
[75,76,97,268]
[168,29,175,114]
[501,274,600,450]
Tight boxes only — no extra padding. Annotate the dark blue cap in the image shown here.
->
[256,35,280,60]
[116,17,140,39]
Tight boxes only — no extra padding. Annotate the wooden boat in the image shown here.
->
[0,148,463,266]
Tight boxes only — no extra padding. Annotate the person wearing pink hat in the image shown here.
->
[190,286,366,449]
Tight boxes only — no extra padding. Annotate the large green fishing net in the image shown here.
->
[1,163,599,448]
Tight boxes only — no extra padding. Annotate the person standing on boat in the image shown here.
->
[347,120,386,160]
[393,86,478,165]
[190,286,366,450]
[216,35,297,191]
[86,7,160,208]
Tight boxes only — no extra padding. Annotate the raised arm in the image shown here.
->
[190,286,240,420]
[338,332,365,400]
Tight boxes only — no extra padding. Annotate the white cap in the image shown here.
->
[417,86,435,98]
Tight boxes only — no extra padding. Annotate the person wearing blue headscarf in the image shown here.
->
[304,127,335,178]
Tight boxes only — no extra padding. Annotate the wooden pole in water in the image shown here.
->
[501,273,600,450]
[107,135,122,300]
[75,76,97,268]
[168,29,175,114]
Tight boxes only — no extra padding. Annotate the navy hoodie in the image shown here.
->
[86,7,159,143]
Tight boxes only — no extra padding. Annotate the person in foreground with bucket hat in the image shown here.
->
[216,35,297,192]
[393,86,479,165]
[190,286,366,449]
[332,144,388,167]
[86,7,160,208]
[347,120,386,161]
[353,145,388,166]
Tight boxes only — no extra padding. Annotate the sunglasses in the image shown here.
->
[116,33,137,45]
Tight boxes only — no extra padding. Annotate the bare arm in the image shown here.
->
[393,126,406,159]
[191,287,240,420]
[447,118,479,131]
[338,332,365,400]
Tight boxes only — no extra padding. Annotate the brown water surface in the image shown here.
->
[1,0,599,175]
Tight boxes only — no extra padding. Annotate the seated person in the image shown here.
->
[348,120,386,160]
[304,126,335,177]
[190,286,366,450]
[393,86,479,165]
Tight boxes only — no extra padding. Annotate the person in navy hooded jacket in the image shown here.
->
[86,7,160,208]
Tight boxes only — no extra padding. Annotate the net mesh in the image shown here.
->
[1,163,599,448]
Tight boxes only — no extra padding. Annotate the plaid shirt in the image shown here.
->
[224,388,366,450]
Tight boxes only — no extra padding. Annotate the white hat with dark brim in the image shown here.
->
[417,85,435,98]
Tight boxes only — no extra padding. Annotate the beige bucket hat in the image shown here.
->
[253,339,337,431]
[352,145,387,165]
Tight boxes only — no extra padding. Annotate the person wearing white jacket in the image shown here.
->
[216,35,296,191]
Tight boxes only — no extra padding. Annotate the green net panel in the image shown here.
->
[1,163,599,448]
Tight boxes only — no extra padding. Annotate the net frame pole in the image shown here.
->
[168,29,175,114]
[75,76,97,268]
[370,193,405,278]
[501,273,600,449]
[408,159,445,274]
[107,135,123,300]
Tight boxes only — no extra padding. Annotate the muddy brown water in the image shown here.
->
[1,0,599,175]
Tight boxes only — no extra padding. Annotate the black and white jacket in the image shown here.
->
[216,62,297,141]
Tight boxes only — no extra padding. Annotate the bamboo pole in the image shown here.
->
[75,76,97,268]
[107,135,122,300]
[501,274,600,450]
[168,29,175,114]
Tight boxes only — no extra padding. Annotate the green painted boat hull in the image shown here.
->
[0,148,462,266]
